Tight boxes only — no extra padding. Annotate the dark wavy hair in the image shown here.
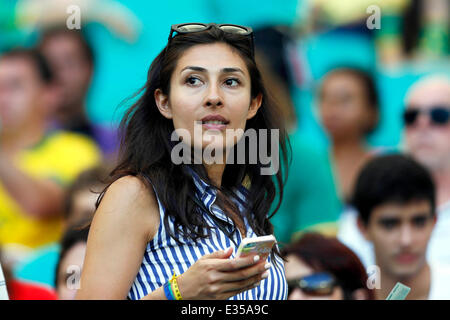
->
[96,26,291,253]
[282,232,375,300]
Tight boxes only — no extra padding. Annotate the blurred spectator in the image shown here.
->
[259,26,343,244]
[270,130,342,245]
[301,0,448,66]
[13,166,108,288]
[282,232,373,300]
[0,249,57,300]
[0,48,100,268]
[338,75,450,268]
[55,225,89,300]
[38,26,119,159]
[317,67,380,202]
[369,0,449,67]
[63,165,110,228]
[400,0,449,60]
[403,75,450,266]
[404,76,450,207]
[352,154,450,299]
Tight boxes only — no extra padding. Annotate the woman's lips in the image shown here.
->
[200,114,229,131]
[202,122,227,130]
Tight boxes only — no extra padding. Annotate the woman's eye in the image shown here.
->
[224,78,240,87]
[186,76,202,86]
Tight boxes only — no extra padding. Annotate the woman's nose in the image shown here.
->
[204,84,223,108]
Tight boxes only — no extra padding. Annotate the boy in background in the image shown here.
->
[353,154,450,299]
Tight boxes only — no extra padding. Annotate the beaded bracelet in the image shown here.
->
[169,270,183,300]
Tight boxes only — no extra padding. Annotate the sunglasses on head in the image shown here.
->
[287,272,337,296]
[166,23,255,58]
[403,105,450,127]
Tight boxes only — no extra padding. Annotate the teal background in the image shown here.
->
[1,0,443,150]
[1,0,448,243]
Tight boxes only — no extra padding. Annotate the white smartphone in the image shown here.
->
[236,235,277,261]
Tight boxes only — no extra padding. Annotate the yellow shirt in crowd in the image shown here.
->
[0,131,101,250]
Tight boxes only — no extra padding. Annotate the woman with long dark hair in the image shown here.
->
[76,23,290,300]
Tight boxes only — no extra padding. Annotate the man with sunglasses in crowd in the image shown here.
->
[337,75,450,288]
[403,75,450,268]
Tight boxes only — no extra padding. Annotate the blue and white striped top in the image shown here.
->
[127,172,287,300]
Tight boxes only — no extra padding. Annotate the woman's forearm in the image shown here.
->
[140,286,168,300]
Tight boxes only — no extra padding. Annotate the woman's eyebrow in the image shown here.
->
[221,67,244,75]
[180,66,245,75]
[180,66,207,73]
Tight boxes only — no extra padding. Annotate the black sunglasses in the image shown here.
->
[166,23,255,58]
[403,106,450,127]
[287,272,337,297]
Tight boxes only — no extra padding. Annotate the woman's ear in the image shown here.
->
[154,88,172,119]
[246,93,263,120]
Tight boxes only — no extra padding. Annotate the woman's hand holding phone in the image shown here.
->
[176,247,271,300]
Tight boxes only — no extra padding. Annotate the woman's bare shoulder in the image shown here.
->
[95,175,159,241]
[77,175,160,299]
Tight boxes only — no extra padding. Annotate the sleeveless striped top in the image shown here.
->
[127,172,287,300]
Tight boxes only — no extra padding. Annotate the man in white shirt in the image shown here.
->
[428,262,450,300]
[351,154,449,299]
[339,75,450,270]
